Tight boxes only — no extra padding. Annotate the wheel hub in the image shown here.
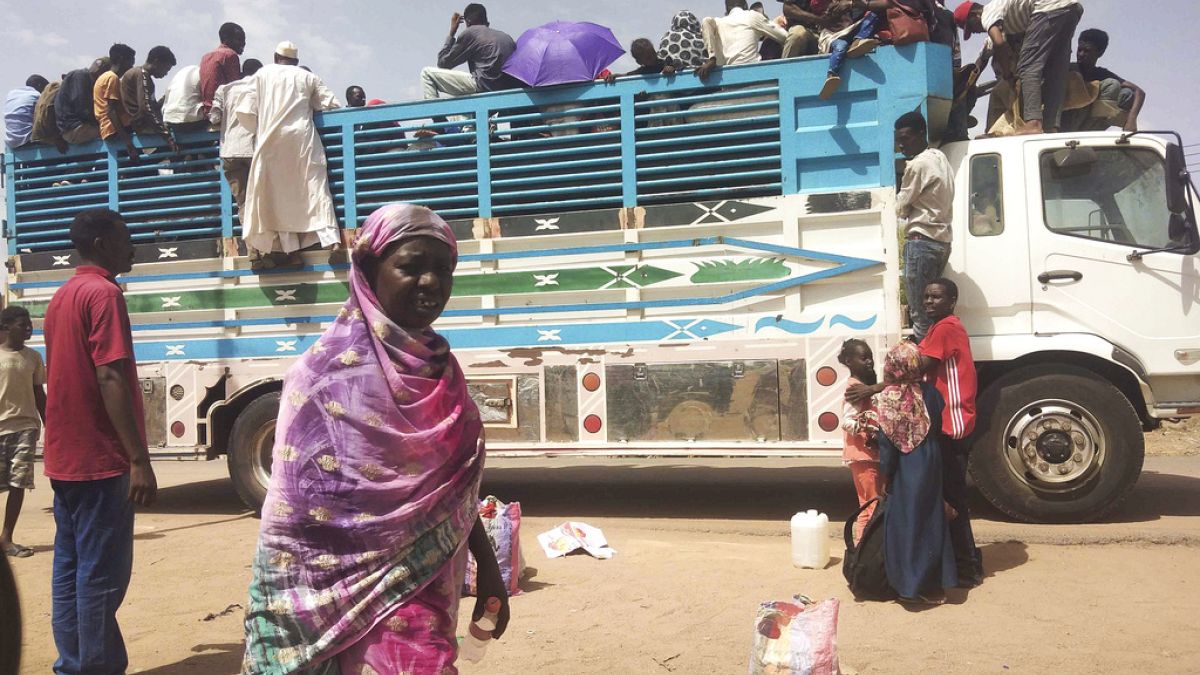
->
[1005,401,1103,487]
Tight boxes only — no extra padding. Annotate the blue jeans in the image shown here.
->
[51,474,134,675]
[828,12,880,74]
[904,237,950,341]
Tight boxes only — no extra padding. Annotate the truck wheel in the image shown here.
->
[227,391,280,513]
[969,365,1144,524]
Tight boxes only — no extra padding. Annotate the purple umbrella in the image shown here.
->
[502,21,625,87]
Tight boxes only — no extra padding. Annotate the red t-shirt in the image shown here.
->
[919,315,977,440]
[43,266,145,481]
[199,45,241,112]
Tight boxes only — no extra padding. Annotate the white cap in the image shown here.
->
[275,41,298,59]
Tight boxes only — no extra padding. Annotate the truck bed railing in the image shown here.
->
[4,43,950,254]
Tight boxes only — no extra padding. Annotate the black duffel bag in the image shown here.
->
[842,496,897,601]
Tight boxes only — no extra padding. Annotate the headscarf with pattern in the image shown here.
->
[243,204,483,674]
[876,340,932,454]
[658,10,710,69]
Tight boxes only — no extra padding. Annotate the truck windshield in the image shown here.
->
[1040,147,1173,249]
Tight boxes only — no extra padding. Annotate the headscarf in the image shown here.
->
[659,10,709,69]
[243,204,484,674]
[876,341,932,454]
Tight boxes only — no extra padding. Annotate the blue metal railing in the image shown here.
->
[4,43,951,253]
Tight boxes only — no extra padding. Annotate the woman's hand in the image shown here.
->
[468,516,510,638]
[473,561,511,638]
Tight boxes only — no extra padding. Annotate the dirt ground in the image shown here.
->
[7,425,1200,674]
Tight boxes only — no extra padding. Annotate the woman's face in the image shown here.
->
[369,236,454,330]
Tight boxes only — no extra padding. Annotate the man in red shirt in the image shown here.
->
[918,277,982,587]
[43,208,157,673]
[199,22,245,116]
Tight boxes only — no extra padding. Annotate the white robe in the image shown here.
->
[242,64,342,254]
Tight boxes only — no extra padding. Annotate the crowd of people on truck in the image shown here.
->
[0,0,1159,670]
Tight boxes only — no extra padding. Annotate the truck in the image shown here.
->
[5,43,1197,522]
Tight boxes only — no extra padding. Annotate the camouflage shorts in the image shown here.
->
[0,428,38,491]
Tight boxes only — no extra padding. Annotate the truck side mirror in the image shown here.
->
[1165,143,1189,215]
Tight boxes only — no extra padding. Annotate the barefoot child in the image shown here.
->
[838,339,882,542]
[0,306,46,559]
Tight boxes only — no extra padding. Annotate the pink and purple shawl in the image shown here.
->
[243,204,483,674]
[876,340,932,454]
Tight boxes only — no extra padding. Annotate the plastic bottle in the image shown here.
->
[790,509,831,569]
[460,596,502,663]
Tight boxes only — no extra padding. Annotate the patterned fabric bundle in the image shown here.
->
[242,204,484,674]
[876,341,932,454]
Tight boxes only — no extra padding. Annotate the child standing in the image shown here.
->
[0,307,46,558]
[838,339,882,542]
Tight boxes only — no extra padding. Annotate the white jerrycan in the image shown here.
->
[790,509,831,569]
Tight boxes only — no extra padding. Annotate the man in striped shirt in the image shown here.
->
[919,277,982,587]
[956,0,1084,134]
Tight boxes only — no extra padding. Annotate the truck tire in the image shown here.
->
[227,391,280,513]
[969,365,1144,524]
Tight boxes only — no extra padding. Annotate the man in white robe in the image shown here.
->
[241,41,342,267]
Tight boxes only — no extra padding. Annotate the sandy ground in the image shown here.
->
[7,426,1200,674]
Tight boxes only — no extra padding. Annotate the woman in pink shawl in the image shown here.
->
[243,204,510,674]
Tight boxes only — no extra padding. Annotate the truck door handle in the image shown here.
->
[1037,270,1083,284]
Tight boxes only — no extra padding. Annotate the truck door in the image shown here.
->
[1025,138,1200,391]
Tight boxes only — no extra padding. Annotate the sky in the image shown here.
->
[0,0,1197,158]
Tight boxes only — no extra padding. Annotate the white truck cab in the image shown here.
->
[944,132,1200,521]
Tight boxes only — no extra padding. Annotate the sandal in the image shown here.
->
[3,543,34,558]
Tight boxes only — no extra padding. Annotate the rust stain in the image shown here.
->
[469,361,508,368]
[499,346,613,367]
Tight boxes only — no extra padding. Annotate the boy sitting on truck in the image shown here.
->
[1062,28,1145,133]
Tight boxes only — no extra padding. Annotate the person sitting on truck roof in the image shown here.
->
[199,22,246,117]
[750,3,784,60]
[816,0,887,100]
[894,111,954,343]
[56,58,109,145]
[778,0,830,59]
[4,75,49,149]
[119,46,180,155]
[242,203,510,674]
[955,0,1083,135]
[30,76,68,153]
[658,10,710,73]
[1061,28,1145,133]
[241,41,342,268]
[696,0,789,80]
[161,64,208,133]
[421,3,519,103]
[94,43,141,162]
[604,38,667,83]
[346,85,367,107]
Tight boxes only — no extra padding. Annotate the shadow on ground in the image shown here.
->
[145,478,252,517]
[134,642,242,674]
[482,462,1200,524]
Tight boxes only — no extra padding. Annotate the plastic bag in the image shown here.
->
[463,496,524,597]
[748,596,841,675]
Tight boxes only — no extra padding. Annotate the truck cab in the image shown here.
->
[945,132,1199,521]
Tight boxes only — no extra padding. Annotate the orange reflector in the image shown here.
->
[816,366,838,387]
[170,421,186,438]
[817,412,840,433]
[583,414,603,434]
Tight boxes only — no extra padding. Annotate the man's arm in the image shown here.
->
[749,10,790,44]
[1119,80,1146,132]
[311,79,342,112]
[105,99,141,161]
[34,386,46,423]
[988,25,1014,80]
[895,156,928,218]
[208,85,226,126]
[437,15,474,70]
[782,1,825,28]
[96,361,157,506]
[142,72,179,153]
